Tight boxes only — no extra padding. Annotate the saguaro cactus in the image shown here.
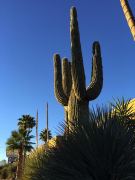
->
[54,7,103,129]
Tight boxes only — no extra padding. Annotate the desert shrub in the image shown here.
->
[0,163,17,179]
[23,106,135,180]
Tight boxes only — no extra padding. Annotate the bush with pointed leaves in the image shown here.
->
[111,97,135,120]
[0,163,17,179]
[23,100,135,180]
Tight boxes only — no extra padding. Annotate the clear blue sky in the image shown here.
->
[0,0,135,160]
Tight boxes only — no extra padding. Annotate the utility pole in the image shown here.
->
[46,102,49,142]
[36,110,38,148]
[120,0,135,40]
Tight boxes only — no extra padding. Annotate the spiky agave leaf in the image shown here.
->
[111,98,135,132]
[111,97,135,120]
[23,106,135,180]
[23,145,50,180]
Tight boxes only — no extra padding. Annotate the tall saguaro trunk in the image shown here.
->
[54,7,103,131]
[68,88,89,123]
[120,0,135,40]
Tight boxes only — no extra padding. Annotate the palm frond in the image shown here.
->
[39,128,52,143]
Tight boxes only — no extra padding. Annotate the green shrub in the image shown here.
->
[23,105,135,180]
[0,163,17,179]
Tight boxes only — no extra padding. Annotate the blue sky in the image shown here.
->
[0,0,135,160]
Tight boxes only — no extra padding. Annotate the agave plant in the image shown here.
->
[111,98,135,120]
[23,104,135,180]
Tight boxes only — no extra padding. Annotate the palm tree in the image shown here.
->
[18,115,35,165]
[40,128,52,143]
[6,130,24,180]
[120,0,135,40]
[18,115,35,131]
[6,129,34,180]
[24,104,135,180]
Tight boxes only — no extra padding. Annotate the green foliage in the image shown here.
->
[6,130,23,150]
[6,114,35,179]
[18,115,36,131]
[7,114,35,153]
[6,129,34,153]
[40,128,52,143]
[0,163,17,179]
[111,97,135,120]
[23,102,135,180]
[17,115,36,153]
[23,146,48,180]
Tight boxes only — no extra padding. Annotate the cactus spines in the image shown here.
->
[54,54,68,106]
[54,7,103,128]
[86,42,103,100]
[62,58,72,97]
[70,7,86,100]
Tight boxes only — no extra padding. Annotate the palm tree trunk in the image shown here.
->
[23,150,26,171]
[120,0,135,40]
[16,148,24,180]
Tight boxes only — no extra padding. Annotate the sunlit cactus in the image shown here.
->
[54,7,103,130]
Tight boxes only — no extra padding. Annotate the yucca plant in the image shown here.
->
[23,101,135,180]
[111,97,135,120]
